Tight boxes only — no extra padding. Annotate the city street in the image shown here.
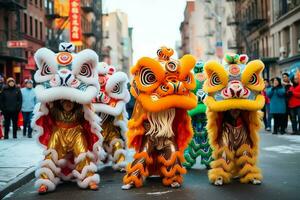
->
[3,132,300,200]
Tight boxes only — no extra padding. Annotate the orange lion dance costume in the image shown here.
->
[122,47,197,189]
[203,53,265,186]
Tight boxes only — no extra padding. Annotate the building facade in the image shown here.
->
[0,0,46,82]
[45,0,103,55]
[102,10,133,74]
[269,1,300,77]
[235,0,300,79]
[179,0,237,61]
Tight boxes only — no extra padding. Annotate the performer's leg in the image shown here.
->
[3,112,11,139]
[208,146,235,186]
[183,136,198,169]
[199,130,213,169]
[236,144,262,184]
[110,137,127,171]
[72,132,99,190]
[158,141,186,188]
[183,120,201,169]
[103,128,127,171]
[122,137,153,189]
[12,111,18,138]
[35,129,64,193]
[28,112,33,138]
[22,112,28,136]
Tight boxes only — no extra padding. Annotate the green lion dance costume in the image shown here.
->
[183,61,213,169]
[203,53,265,186]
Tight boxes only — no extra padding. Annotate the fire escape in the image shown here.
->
[204,1,215,57]
[234,0,267,59]
[45,0,69,52]
[81,0,102,56]
[226,0,241,51]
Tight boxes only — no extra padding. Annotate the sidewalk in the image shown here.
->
[0,131,43,193]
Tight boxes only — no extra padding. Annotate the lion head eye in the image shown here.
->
[79,63,93,77]
[210,72,221,86]
[41,62,52,76]
[112,83,122,94]
[249,74,258,85]
[140,68,157,86]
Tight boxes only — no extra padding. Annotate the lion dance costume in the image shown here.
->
[93,63,130,171]
[203,53,265,185]
[122,47,197,189]
[183,61,213,169]
[32,43,104,193]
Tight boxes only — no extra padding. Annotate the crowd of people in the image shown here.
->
[0,75,36,139]
[263,72,300,135]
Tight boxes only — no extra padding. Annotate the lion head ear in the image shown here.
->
[34,48,57,83]
[178,54,196,80]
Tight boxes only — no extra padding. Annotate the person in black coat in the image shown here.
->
[0,77,22,139]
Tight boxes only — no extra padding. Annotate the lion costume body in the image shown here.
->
[203,53,265,186]
[122,47,197,189]
[184,61,213,169]
[93,64,130,171]
[32,43,104,193]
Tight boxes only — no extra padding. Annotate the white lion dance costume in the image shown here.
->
[203,53,265,186]
[92,63,130,171]
[32,43,104,193]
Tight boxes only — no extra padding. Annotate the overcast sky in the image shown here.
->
[104,0,187,62]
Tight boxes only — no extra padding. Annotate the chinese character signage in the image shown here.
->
[7,40,28,48]
[70,0,82,46]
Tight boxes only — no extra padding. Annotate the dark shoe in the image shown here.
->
[272,132,278,135]
[28,135,32,138]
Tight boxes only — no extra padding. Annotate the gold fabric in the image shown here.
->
[101,115,125,164]
[47,125,90,171]
[113,141,125,163]
[41,103,93,181]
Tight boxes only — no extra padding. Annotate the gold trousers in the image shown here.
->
[39,125,95,183]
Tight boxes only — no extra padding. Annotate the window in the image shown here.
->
[35,19,38,38]
[40,0,42,8]
[29,16,33,36]
[286,28,290,56]
[40,21,43,40]
[35,0,38,6]
[24,13,27,34]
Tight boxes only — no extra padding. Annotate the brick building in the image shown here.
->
[0,0,46,83]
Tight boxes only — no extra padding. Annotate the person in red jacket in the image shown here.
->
[262,79,271,131]
[287,73,300,135]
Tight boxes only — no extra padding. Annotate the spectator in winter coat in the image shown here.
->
[0,75,5,139]
[262,79,271,131]
[0,75,5,111]
[0,77,22,139]
[287,74,300,135]
[282,72,292,132]
[21,79,36,138]
[267,77,286,134]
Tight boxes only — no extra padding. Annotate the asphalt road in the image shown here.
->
[3,132,300,200]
